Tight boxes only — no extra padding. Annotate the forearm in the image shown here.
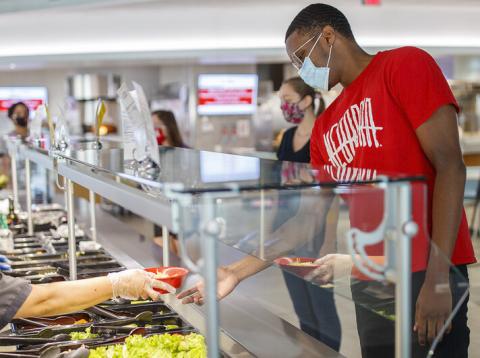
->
[226,256,270,282]
[226,191,333,283]
[427,163,465,280]
[15,277,112,318]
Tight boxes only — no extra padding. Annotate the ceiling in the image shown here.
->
[0,0,478,70]
[1,0,479,13]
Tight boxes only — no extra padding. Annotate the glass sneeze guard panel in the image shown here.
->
[53,146,425,193]
[48,144,473,357]
[171,167,469,358]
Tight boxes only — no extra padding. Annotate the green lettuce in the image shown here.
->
[70,327,99,341]
[88,333,207,358]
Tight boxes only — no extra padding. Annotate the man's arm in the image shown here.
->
[414,104,465,345]
[416,104,464,272]
[178,190,335,304]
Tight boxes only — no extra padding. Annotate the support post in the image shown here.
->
[201,195,219,358]
[259,190,265,260]
[10,144,19,211]
[25,159,33,235]
[162,225,170,266]
[89,190,97,242]
[66,178,77,280]
[394,183,415,358]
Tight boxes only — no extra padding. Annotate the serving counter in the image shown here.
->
[4,137,479,358]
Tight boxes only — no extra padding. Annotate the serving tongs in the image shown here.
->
[0,333,71,346]
[12,312,92,332]
[9,267,56,277]
[85,305,123,320]
[94,311,154,326]
[92,324,194,336]
[8,328,140,356]
[3,336,118,357]
[14,316,76,328]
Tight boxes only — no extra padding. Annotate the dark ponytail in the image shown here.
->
[282,77,325,117]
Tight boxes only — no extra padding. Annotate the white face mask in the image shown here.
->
[294,34,333,91]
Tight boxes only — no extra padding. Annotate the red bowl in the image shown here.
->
[145,267,189,294]
[274,257,319,278]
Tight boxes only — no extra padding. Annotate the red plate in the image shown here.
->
[274,257,319,277]
[145,267,189,294]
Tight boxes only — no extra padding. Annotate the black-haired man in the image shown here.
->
[285,3,474,358]
[179,4,475,357]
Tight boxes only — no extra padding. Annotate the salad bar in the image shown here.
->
[3,134,464,358]
[0,203,208,358]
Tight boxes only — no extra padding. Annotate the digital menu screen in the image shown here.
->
[197,74,258,116]
[0,87,48,118]
[200,151,260,183]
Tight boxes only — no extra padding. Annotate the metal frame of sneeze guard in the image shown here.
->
[346,178,418,358]
[6,137,22,211]
[169,177,420,358]
[167,186,222,358]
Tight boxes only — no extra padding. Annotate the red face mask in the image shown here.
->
[280,101,305,124]
[156,128,166,145]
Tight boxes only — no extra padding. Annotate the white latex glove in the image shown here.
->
[305,254,353,283]
[107,269,176,300]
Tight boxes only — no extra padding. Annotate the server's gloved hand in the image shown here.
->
[107,269,175,301]
[0,255,12,271]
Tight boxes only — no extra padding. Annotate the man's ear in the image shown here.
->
[322,25,336,47]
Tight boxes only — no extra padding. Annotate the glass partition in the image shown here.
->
[24,143,474,358]
[170,168,470,358]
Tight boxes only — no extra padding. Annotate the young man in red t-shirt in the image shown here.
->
[179,4,475,357]
[284,3,475,357]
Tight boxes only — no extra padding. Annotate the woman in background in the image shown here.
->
[275,77,342,350]
[151,110,187,148]
[151,110,187,260]
[277,77,325,163]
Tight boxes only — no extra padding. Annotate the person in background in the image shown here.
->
[275,77,341,350]
[277,77,325,164]
[151,110,187,148]
[0,267,174,329]
[0,102,31,182]
[7,102,30,139]
[150,111,187,259]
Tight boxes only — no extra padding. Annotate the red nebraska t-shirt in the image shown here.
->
[311,46,476,272]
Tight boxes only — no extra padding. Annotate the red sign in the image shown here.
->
[198,88,254,106]
[0,99,45,112]
[363,0,381,5]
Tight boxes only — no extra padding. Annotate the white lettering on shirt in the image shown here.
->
[323,98,383,167]
[324,165,377,182]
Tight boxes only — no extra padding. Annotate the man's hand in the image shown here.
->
[305,254,353,283]
[177,267,240,305]
[414,279,452,346]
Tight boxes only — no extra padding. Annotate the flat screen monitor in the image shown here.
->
[0,87,48,118]
[200,151,260,183]
[197,74,258,116]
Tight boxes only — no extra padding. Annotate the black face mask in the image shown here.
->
[14,117,28,127]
